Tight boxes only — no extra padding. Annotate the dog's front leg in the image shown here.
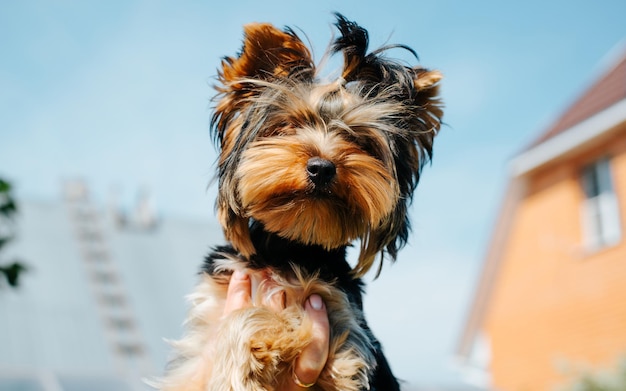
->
[207,305,309,391]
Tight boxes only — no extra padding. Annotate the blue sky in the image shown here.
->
[1,0,625,387]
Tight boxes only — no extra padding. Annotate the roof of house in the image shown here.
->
[456,42,626,362]
[509,44,626,177]
[530,44,626,148]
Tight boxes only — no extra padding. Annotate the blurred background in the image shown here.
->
[1,1,625,390]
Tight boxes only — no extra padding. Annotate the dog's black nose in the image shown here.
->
[307,157,336,187]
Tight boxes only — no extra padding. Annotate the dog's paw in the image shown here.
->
[208,306,309,391]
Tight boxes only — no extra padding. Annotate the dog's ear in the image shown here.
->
[332,13,418,91]
[412,68,444,140]
[221,23,314,82]
[332,13,369,82]
[402,67,443,180]
[212,23,315,140]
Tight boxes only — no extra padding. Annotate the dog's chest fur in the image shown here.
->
[202,222,401,390]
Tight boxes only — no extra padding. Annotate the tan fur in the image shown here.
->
[157,260,374,391]
[213,54,442,277]
[214,76,436,275]
[237,127,398,250]
[158,14,443,391]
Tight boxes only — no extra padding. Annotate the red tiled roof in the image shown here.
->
[530,47,626,147]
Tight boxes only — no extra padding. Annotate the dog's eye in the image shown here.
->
[267,122,296,137]
[343,132,390,163]
[278,127,297,136]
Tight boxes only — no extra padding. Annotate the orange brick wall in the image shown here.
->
[484,128,626,391]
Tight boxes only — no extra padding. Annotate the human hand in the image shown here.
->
[224,270,330,390]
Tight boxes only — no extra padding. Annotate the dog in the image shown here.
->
[157,13,442,391]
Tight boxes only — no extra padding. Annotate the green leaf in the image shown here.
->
[0,198,17,219]
[0,262,28,287]
[0,236,11,251]
[0,179,10,193]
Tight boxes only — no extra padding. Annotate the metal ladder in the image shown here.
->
[64,180,152,389]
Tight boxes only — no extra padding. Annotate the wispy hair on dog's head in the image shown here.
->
[211,13,443,277]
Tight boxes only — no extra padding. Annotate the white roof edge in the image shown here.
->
[510,99,626,177]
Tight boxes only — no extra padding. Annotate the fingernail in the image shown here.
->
[309,294,324,310]
[233,270,248,280]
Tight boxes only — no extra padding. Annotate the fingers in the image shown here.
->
[223,272,331,390]
[265,289,287,312]
[289,294,329,390]
[224,270,285,314]
[223,270,252,316]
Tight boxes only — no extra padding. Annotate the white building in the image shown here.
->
[0,181,222,391]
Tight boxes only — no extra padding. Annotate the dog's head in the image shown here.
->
[211,14,443,277]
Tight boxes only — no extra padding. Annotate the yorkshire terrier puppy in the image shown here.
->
[159,14,442,391]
